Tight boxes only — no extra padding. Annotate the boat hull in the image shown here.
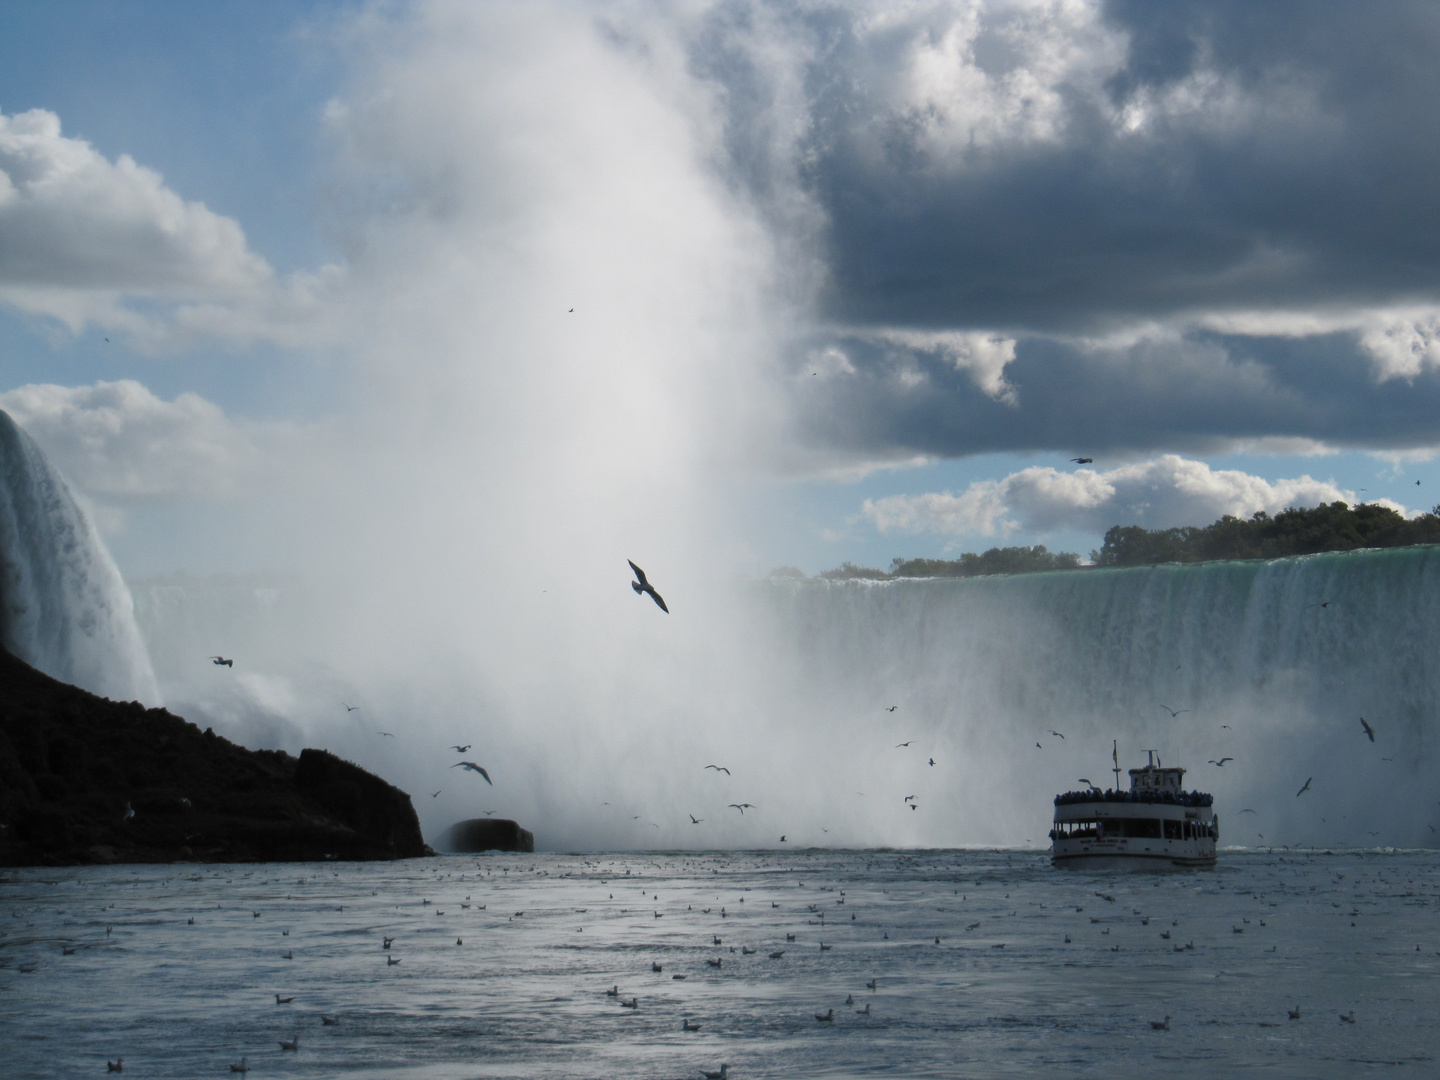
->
[1051,849,1216,871]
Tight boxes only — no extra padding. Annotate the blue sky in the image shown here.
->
[3,1,1440,580]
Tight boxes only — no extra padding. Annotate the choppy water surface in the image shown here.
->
[3,850,1438,1078]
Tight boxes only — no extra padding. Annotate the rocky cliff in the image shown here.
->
[0,646,429,865]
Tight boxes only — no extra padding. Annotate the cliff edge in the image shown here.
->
[0,647,429,866]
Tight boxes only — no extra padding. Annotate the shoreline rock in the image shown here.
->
[0,647,431,866]
[440,818,535,853]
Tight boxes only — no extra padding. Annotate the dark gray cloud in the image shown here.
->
[685,1,1440,462]
[788,328,1440,462]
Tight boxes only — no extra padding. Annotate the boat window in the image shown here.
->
[1163,820,1182,840]
[1108,818,1162,839]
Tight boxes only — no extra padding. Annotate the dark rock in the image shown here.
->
[0,646,430,866]
[440,818,535,853]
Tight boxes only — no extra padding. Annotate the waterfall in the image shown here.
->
[0,409,157,703]
[757,550,1440,849]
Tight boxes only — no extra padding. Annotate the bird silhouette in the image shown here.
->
[451,762,493,784]
[704,765,730,774]
[342,703,360,712]
[1159,705,1189,717]
[1360,717,1375,742]
[689,814,703,824]
[107,1059,123,1073]
[1049,730,1065,739]
[1208,758,1233,767]
[895,741,913,748]
[628,560,668,613]
[208,656,233,667]
[1071,457,1093,464]
[378,731,395,738]
[451,744,472,752]
[431,790,441,798]
[885,705,898,712]
[727,803,755,814]
[1296,777,1313,796]
[928,757,936,766]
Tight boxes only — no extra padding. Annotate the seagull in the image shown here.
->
[229,1058,249,1074]
[107,1059,123,1073]
[378,731,395,737]
[1036,742,1043,749]
[1150,1016,1171,1031]
[279,1037,299,1051]
[815,1008,834,1022]
[484,809,498,816]
[276,994,294,1004]
[895,741,913,748]
[431,791,441,798]
[1296,777,1313,797]
[690,815,703,824]
[1208,758,1233,767]
[451,762,493,784]
[1238,808,1257,814]
[1078,779,1101,792]
[682,1018,703,1031]
[904,795,917,802]
[1071,457,1093,464]
[704,765,730,775]
[1049,730,1065,739]
[208,656,233,667]
[1288,1006,1301,1020]
[700,1066,729,1080]
[387,956,401,965]
[342,703,360,712]
[728,804,755,814]
[628,560,669,613]
[451,744,472,752]
[928,757,936,766]
[1360,717,1375,742]
[322,1015,340,1026]
[780,835,786,842]
[1306,601,1332,609]
[1339,1011,1356,1023]
[885,705,898,712]
[1159,705,1189,717]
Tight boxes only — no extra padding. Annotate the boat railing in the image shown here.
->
[1054,789,1213,808]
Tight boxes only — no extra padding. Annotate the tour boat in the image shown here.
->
[1050,747,1217,870]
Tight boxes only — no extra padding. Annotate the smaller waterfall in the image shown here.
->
[0,409,157,702]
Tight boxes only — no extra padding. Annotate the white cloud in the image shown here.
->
[0,380,266,500]
[871,328,1018,403]
[863,454,1366,538]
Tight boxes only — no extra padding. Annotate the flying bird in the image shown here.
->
[1360,717,1375,742]
[1078,779,1100,792]
[895,741,913,748]
[728,803,755,814]
[689,815,703,824]
[377,732,395,738]
[1296,777,1313,797]
[1071,457,1093,464]
[1159,705,1189,717]
[885,705,898,712]
[627,560,669,613]
[928,757,936,766]
[451,744,472,752]
[1208,758,1233,767]
[451,762,493,784]
[1036,742,1043,749]
[431,790,441,798]
[1306,601,1332,609]
[208,656,233,667]
[342,703,360,712]
[1049,730,1065,739]
[904,795,917,802]
[704,765,730,775]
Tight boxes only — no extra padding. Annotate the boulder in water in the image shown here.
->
[441,818,535,853]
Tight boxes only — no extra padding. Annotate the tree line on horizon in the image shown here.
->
[799,501,1440,580]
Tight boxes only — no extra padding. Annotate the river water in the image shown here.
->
[3,850,1437,1078]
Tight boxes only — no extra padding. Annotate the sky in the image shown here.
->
[5,0,1440,583]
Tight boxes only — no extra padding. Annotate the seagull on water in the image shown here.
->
[704,765,730,775]
[451,762,493,784]
[682,1018,702,1031]
[1288,1006,1301,1020]
[1360,717,1375,742]
[700,1066,729,1080]
[816,1008,834,1021]
[209,656,234,667]
[628,560,669,613]
[229,1058,249,1074]
[1296,777,1313,796]
[1150,1016,1171,1030]
[279,1037,299,1051]
[322,1015,340,1026]
[276,994,294,1004]
[107,1058,123,1072]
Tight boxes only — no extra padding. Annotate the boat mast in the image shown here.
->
[1112,739,1121,790]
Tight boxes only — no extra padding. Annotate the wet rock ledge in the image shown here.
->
[0,647,430,866]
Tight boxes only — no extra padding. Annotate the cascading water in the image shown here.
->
[0,409,157,703]
[757,549,1440,849]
